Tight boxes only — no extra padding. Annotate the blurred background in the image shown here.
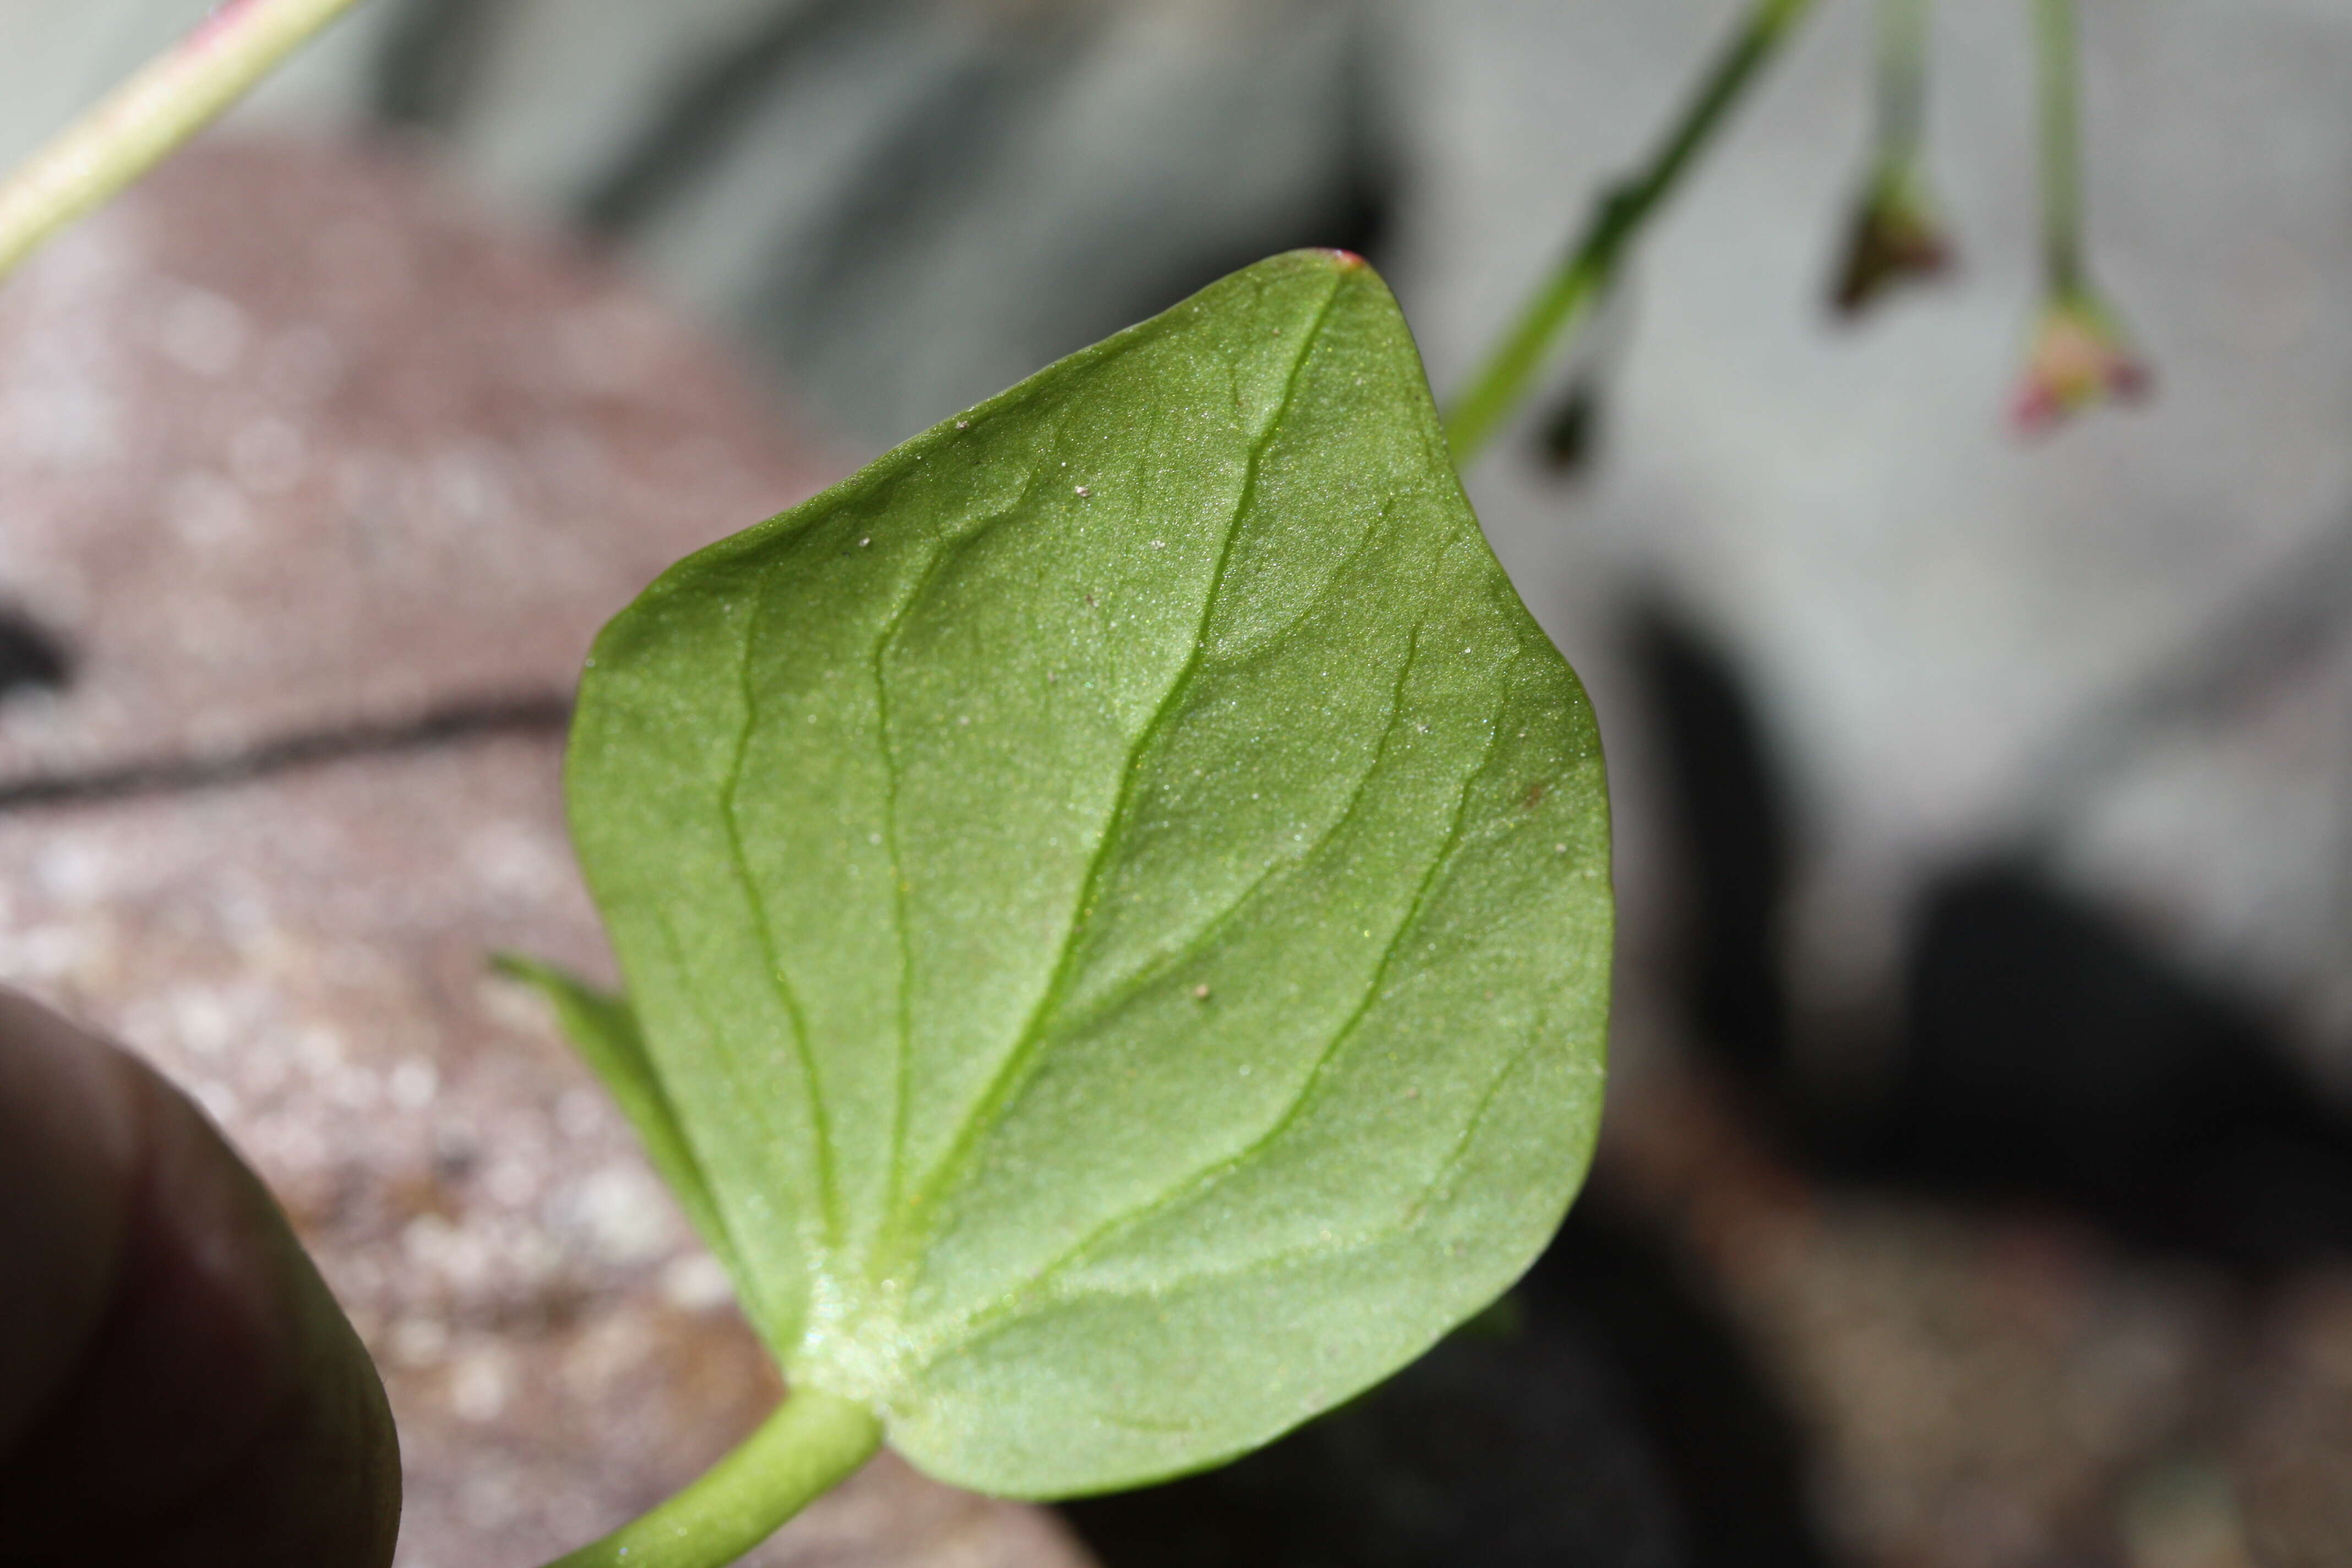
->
[2,1,2350,1564]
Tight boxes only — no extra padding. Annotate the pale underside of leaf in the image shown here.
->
[566,250,1611,1496]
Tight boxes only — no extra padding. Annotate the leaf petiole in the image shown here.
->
[538,1386,881,1568]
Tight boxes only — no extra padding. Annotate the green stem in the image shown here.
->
[1875,0,1930,165]
[2032,0,2084,293]
[0,0,370,284]
[1441,0,1820,469]
[541,1386,882,1568]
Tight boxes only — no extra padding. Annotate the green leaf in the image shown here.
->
[491,955,741,1281]
[563,249,1611,1498]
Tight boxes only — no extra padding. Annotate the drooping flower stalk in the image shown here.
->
[0,0,368,284]
[1442,0,1820,469]
[2033,0,2086,296]
[2011,0,2149,431]
[1830,0,1953,315]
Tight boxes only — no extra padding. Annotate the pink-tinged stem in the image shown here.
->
[0,0,369,283]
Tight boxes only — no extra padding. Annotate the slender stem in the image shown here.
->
[2032,0,2084,293]
[541,1386,883,1568]
[0,0,370,284]
[1442,0,1820,469]
[1875,0,1930,164]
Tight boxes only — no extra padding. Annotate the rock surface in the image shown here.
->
[1599,1030,2352,1568]
[0,137,835,785]
[0,138,1091,1568]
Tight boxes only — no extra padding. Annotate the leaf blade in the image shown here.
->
[567,249,1611,1495]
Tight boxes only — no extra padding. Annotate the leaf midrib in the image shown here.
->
[869,271,1349,1283]
[725,613,836,1251]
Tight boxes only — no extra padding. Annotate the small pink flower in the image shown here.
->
[1831,166,1953,317]
[2009,290,2152,434]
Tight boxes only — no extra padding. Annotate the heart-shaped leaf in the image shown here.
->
[543,249,1610,1498]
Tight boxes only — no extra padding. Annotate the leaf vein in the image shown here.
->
[871,513,1016,1244]
[646,908,775,1329]
[913,677,1514,1367]
[725,589,837,1250]
[1034,604,1419,1053]
[943,1019,1549,1344]
[891,274,1349,1253]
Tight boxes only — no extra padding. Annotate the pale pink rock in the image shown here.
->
[0,137,842,782]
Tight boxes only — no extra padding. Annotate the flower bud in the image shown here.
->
[2009,288,2152,434]
[1831,164,1953,317]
